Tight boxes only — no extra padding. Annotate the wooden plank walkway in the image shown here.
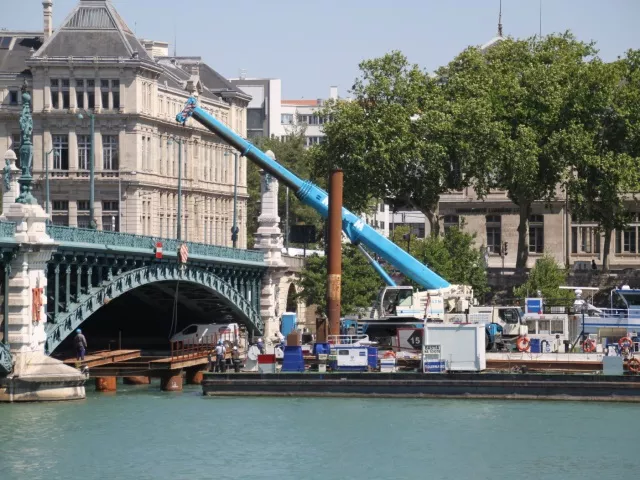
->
[62,350,141,369]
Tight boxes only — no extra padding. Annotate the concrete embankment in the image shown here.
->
[202,372,640,402]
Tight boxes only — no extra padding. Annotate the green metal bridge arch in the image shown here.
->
[45,263,263,354]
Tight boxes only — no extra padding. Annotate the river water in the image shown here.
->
[0,383,635,480]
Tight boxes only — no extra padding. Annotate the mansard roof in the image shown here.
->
[33,0,151,61]
[0,33,42,75]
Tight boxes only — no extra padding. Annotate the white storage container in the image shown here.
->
[424,324,486,372]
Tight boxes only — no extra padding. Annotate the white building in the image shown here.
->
[0,0,251,247]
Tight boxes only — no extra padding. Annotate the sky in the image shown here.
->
[3,0,639,99]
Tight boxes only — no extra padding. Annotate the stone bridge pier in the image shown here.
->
[0,149,85,402]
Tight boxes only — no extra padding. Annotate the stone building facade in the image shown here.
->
[0,0,250,247]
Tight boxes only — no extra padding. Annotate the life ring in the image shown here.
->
[383,351,396,359]
[628,358,640,373]
[619,337,634,350]
[516,336,530,352]
[583,338,596,353]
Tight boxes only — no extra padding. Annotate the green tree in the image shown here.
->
[313,51,492,235]
[514,255,574,301]
[563,50,640,270]
[247,133,323,248]
[296,245,385,316]
[440,33,601,268]
[391,224,489,297]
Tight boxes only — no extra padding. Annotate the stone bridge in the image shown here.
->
[0,148,303,401]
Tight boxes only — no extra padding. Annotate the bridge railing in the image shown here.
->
[0,221,16,239]
[46,225,264,263]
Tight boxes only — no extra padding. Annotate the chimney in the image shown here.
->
[329,86,338,100]
[43,1,53,41]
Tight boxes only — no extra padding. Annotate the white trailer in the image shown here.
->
[423,324,486,372]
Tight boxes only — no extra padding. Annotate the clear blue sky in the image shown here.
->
[4,0,639,99]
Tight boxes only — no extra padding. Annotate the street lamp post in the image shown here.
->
[77,111,96,229]
[44,148,59,221]
[119,171,137,232]
[225,151,239,248]
[168,137,183,240]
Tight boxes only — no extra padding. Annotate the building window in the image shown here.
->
[281,114,293,125]
[528,214,544,254]
[52,135,69,170]
[87,79,95,109]
[103,135,119,170]
[9,90,18,105]
[112,79,120,109]
[407,223,425,239]
[61,79,70,109]
[443,215,459,234]
[305,136,323,147]
[78,135,90,170]
[52,201,69,226]
[102,201,119,232]
[572,224,600,254]
[297,114,310,124]
[50,79,59,109]
[76,79,85,109]
[77,200,90,228]
[616,227,638,254]
[101,79,110,109]
[486,215,501,254]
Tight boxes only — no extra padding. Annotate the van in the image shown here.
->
[170,323,240,346]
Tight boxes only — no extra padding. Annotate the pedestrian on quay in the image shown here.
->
[232,346,242,372]
[74,329,87,361]
[214,340,226,373]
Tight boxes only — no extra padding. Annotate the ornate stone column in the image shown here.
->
[253,151,287,349]
[0,84,85,402]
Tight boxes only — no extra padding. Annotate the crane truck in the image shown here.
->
[176,97,526,350]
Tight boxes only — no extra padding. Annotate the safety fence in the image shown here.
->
[169,333,240,361]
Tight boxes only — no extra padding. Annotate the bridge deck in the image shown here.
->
[62,350,142,368]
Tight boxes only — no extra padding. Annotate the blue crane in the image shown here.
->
[176,97,450,291]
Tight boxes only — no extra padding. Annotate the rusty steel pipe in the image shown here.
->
[327,169,343,337]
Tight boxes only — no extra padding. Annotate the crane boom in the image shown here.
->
[177,97,450,291]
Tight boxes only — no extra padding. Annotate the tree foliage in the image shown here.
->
[391,225,489,297]
[563,50,640,270]
[439,33,604,269]
[514,255,574,301]
[296,245,385,316]
[312,51,491,235]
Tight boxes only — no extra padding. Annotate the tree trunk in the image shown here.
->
[602,228,612,272]
[516,203,532,270]
[425,209,440,237]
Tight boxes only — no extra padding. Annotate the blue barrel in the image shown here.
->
[530,338,541,353]
[313,343,330,356]
[367,347,378,369]
[281,312,297,337]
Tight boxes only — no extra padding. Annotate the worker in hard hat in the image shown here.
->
[231,345,242,372]
[214,340,226,373]
[257,337,265,355]
[74,328,87,361]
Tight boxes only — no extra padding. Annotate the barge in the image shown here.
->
[202,372,640,402]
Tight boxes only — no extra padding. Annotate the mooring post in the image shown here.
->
[327,169,343,339]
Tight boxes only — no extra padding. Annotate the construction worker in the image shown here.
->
[231,346,242,372]
[257,337,265,355]
[74,329,87,361]
[214,340,226,373]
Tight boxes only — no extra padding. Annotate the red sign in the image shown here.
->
[178,244,189,264]
[155,242,163,259]
[32,288,44,323]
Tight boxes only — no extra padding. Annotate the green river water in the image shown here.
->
[0,382,636,480]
